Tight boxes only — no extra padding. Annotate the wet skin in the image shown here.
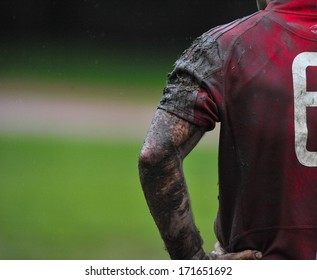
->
[138,109,262,260]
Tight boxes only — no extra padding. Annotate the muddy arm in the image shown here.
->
[138,108,263,260]
[138,108,206,259]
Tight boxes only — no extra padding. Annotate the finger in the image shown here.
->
[219,250,262,260]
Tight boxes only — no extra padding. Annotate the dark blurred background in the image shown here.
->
[0,0,256,49]
[0,0,258,260]
[0,0,258,93]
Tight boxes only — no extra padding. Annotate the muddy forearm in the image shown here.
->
[140,154,203,259]
[138,109,205,259]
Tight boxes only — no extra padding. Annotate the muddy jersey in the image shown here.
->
[159,0,317,259]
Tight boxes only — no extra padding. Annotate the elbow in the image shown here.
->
[138,146,159,192]
[138,135,180,168]
[138,140,182,192]
[138,144,174,183]
[138,145,161,173]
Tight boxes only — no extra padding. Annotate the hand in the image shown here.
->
[190,244,262,260]
[208,242,262,260]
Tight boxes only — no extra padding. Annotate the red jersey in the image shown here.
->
[159,0,317,259]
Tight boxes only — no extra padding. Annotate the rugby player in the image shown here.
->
[138,0,317,260]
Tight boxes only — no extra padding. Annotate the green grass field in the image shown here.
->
[0,136,218,259]
[0,45,219,259]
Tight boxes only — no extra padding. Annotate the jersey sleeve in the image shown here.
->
[158,31,224,131]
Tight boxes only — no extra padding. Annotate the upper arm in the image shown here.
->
[139,108,205,168]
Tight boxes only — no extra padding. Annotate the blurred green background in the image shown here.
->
[0,0,256,259]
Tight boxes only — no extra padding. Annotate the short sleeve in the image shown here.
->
[158,31,223,131]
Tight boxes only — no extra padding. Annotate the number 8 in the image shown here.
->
[293,52,317,167]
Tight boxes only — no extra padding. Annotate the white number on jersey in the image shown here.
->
[293,52,317,167]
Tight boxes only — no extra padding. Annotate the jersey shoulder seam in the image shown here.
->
[211,11,263,41]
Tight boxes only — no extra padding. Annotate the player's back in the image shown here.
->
[214,1,317,259]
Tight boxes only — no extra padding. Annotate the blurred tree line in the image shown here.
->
[0,0,257,49]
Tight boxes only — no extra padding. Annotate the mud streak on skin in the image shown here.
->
[138,109,206,259]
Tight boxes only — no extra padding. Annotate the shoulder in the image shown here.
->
[201,11,268,55]
[205,11,263,42]
[172,11,268,82]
